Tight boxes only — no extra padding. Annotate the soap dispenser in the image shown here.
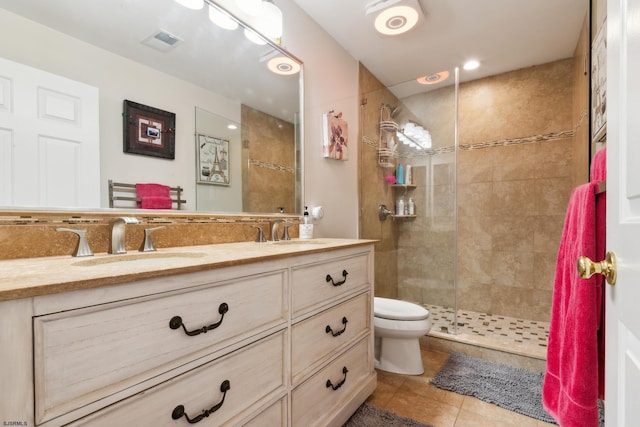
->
[299,206,314,239]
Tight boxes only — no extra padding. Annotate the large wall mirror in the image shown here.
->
[0,0,302,214]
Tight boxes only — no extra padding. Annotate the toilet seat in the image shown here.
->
[374,297,429,321]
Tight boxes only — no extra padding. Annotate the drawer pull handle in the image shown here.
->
[169,303,229,336]
[171,379,231,424]
[326,317,348,337]
[326,366,348,391]
[326,270,349,286]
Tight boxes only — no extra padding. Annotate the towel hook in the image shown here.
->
[577,251,617,285]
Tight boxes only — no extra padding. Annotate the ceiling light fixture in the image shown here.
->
[365,0,423,36]
[463,60,480,70]
[174,0,204,10]
[417,70,450,85]
[208,5,239,30]
[267,56,301,75]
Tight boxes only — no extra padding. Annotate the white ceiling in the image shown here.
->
[292,0,589,98]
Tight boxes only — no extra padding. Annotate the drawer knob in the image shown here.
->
[169,302,229,336]
[326,270,349,287]
[325,317,348,337]
[171,379,231,423]
[326,366,348,391]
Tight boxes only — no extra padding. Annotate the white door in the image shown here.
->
[0,57,100,208]
[605,0,640,425]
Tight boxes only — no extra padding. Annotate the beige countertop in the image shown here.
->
[0,238,375,302]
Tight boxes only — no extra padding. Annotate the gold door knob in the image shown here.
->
[577,251,617,285]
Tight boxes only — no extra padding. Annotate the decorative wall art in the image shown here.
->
[197,134,230,185]
[123,100,176,159]
[591,21,607,142]
[322,111,348,160]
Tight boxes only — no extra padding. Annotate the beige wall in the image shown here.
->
[278,0,360,239]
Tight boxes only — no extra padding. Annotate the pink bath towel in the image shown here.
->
[135,183,172,209]
[590,147,606,182]
[543,182,601,427]
[591,146,607,399]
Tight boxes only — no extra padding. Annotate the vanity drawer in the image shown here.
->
[291,337,371,427]
[34,270,287,425]
[242,397,286,427]
[291,292,370,384]
[69,331,286,426]
[291,252,370,317]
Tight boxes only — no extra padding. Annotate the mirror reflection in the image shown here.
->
[0,0,302,214]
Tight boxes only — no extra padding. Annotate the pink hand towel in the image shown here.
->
[135,183,172,209]
[140,196,172,209]
[542,182,601,427]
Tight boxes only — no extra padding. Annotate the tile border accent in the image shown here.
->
[363,129,575,159]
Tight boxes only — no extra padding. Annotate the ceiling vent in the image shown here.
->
[141,29,183,52]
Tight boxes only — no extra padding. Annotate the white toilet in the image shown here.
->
[374,297,432,375]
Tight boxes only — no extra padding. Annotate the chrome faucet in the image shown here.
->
[270,219,284,241]
[109,217,139,254]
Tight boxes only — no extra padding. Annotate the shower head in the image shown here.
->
[382,103,402,118]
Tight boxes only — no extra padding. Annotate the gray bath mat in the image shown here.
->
[343,402,434,427]
[430,352,556,423]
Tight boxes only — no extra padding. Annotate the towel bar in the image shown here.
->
[108,180,186,209]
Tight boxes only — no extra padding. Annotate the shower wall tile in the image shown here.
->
[456,281,494,313]
[533,215,565,253]
[457,246,493,286]
[457,215,492,252]
[490,250,535,289]
[491,144,538,182]
[533,138,574,178]
[491,180,538,217]
[490,215,535,253]
[534,177,573,216]
[458,182,493,217]
[532,252,558,291]
[458,148,495,184]
[458,59,573,146]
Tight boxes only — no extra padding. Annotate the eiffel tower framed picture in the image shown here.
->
[197,134,230,185]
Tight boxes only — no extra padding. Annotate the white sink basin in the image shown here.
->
[72,251,206,267]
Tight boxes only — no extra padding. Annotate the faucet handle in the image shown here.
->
[139,226,165,252]
[282,224,293,241]
[56,228,94,257]
[252,225,266,243]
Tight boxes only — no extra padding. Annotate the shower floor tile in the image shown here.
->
[424,304,549,360]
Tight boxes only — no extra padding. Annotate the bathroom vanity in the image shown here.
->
[0,239,376,426]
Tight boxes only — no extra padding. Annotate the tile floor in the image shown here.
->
[367,347,557,427]
[425,305,550,360]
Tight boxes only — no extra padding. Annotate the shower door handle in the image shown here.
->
[577,251,617,285]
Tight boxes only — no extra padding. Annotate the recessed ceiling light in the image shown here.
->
[417,70,450,85]
[267,56,301,75]
[227,124,238,130]
[463,60,480,70]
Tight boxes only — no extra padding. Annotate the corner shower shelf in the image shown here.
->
[391,214,416,219]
